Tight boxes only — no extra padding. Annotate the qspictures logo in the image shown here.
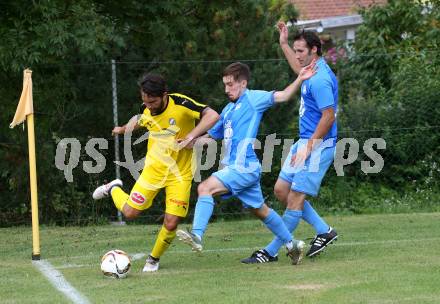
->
[54,131,386,183]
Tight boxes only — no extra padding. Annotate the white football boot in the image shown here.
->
[92,179,123,200]
[142,255,160,272]
[176,229,203,252]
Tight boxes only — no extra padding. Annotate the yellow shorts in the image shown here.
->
[125,169,191,218]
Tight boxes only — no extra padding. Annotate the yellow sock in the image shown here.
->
[151,225,176,259]
[110,187,128,212]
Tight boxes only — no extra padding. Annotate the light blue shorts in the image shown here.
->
[212,166,264,209]
[279,139,335,197]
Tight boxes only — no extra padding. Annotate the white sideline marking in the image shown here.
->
[174,246,257,254]
[58,237,440,269]
[334,237,440,247]
[131,253,146,261]
[57,263,87,269]
[169,236,440,254]
[33,260,91,304]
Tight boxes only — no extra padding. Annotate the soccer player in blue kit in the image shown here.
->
[241,22,339,264]
[177,61,316,264]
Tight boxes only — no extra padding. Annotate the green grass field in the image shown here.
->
[1,213,440,304]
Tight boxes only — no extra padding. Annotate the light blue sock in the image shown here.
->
[302,200,329,235]
[261,208,292,249]
[264,209,302,257]
[191,195,215,239]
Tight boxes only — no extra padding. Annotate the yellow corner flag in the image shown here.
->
[10,69,41,260]
[10,69,34,128]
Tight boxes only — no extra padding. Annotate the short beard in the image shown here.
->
[150,99,166,115]
[226,93,238,103]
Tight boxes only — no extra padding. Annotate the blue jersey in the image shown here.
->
[299,58,338,141]
[208,89,274,169]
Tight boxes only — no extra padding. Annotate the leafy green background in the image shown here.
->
[1,0,439,226]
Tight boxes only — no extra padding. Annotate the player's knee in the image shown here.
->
[197,182,211,196]
[122,205,140,220]
[274,184,288,203]
[286,190,306,210]
[164,221,178,231]
[251,204,270,220]
[164,215,179,231]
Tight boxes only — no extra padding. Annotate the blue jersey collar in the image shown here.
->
[236,89,249,103]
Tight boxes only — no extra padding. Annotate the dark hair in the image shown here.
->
[222,62,250,82]
[293,31,322,56]
[138,73,168,97]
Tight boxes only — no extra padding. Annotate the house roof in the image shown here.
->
[291,0,387,20]
[295,14,363,32]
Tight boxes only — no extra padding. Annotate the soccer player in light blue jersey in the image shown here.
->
[242,22,339,264]
[177,61,316,264]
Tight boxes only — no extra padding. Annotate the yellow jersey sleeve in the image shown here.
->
[169,93,207,120]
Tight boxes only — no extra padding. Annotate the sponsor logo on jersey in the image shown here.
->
[130,192,145,205]
[224,120,233,140]
[169,118,176,125]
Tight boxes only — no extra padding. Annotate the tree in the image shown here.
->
[346,0,439,90]
[0,0,124,225]
[0,0,300,225]
[327,0,440,213]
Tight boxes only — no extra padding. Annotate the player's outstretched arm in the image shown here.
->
[192,133,215,147]
[277,21,302,75]
[111,115,141,135]
[290,107,335,168]
[178,108,219,149]
[273,59,317,103]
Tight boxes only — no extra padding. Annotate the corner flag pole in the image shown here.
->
[10,69,41,260]
[27,113,40,260]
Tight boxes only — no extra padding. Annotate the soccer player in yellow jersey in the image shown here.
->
[92,73,219,272]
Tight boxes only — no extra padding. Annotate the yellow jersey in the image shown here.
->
[137,93,207,181]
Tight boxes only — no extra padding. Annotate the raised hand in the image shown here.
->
[277,21,289,46]
[298,59,318,81]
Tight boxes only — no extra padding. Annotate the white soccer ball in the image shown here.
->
[101,249,131,279]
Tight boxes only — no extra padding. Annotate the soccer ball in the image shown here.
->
[100,249,131,279]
